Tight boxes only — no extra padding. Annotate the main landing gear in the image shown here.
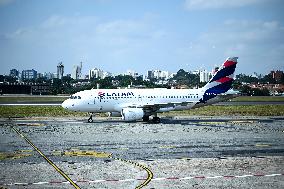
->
[142,115,150,122]
[88,113,94,123]
[152,117,161,124]
[142,115,160,123]
[151,113,161,124]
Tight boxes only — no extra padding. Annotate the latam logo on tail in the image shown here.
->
[62,57,239,123]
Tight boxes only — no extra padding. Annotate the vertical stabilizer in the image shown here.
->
[200,57,238,103]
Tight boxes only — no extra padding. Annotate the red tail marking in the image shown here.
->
[216,77,233,83]
[223,60,237,67]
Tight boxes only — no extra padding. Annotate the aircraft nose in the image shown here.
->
[62,100,69,110]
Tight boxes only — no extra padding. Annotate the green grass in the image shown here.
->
[0,105,283,118]
[161,105,284,117]
[0,96,68,103]
[0,106,87,118]
[231,96,284,102]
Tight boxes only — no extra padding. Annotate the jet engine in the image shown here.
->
[121,108,144,121]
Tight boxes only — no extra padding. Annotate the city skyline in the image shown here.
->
[5,62,278,81]
[0,0,284,75]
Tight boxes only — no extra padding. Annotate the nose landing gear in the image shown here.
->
[88,113,94,123]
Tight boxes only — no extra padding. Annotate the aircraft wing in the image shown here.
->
[137,101,197,111]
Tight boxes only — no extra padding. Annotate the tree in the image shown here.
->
[260,74,275,84]
[235,74,258,83]
[170,69,200,87]
[51,78,63,94]
[114,75,134,87]
[0,75,17,83]
[97,77,113,89]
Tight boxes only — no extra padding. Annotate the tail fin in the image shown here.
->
[200,57,238,103]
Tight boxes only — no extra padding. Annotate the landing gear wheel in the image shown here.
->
[88,115,93,123]
[153,117,161,124]
[142,116,150,122]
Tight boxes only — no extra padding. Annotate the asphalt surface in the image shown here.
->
[1,116,284,188]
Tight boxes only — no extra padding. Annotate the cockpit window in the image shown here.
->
[70,95,81,99]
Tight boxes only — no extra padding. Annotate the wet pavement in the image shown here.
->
[0,116,284,188]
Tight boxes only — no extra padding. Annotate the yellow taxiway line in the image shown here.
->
[11,126,81,189]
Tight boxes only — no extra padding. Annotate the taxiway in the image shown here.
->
[0,116,284,188]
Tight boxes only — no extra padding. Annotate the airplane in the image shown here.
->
[62,57,238,123]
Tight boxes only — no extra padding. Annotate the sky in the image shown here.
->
[0,0,284,76]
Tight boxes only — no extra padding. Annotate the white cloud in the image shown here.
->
[176,20,284,73]
[184,0,266,10]
[2,14,168,74]
[41,15,67,28]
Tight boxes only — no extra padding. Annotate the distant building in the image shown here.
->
[192,70,200,75]
[271,70,284,82]
[22,69,37,80]
[37,73,44,78]
[147,70,153,79]
[126,70,139,78]
[71,62,82,80]
[147,69,171,80]
[53,72,58,79]
[10,69,19,78]
[57,62,64,79]
[44,72,55,80]
[0,83,50,95]
[200,70,210,83]
[89,68,103,79]
[153,70,161,79]
[160,71,170,80]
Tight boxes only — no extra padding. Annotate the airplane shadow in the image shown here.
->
[83,117,236,127]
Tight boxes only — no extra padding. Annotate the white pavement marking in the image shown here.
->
[3,173,284,186]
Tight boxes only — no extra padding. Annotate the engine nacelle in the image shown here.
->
[107,112,122,117]
[121,108,144,121]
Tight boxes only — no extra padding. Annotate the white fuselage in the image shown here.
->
[62,88,202,113]
[61,88,235,114]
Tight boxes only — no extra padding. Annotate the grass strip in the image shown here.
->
[0,105,283,118]
[0,106,88,118]
[231,96,284,102]
[0,96,68,103]
[161,105,284,116]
